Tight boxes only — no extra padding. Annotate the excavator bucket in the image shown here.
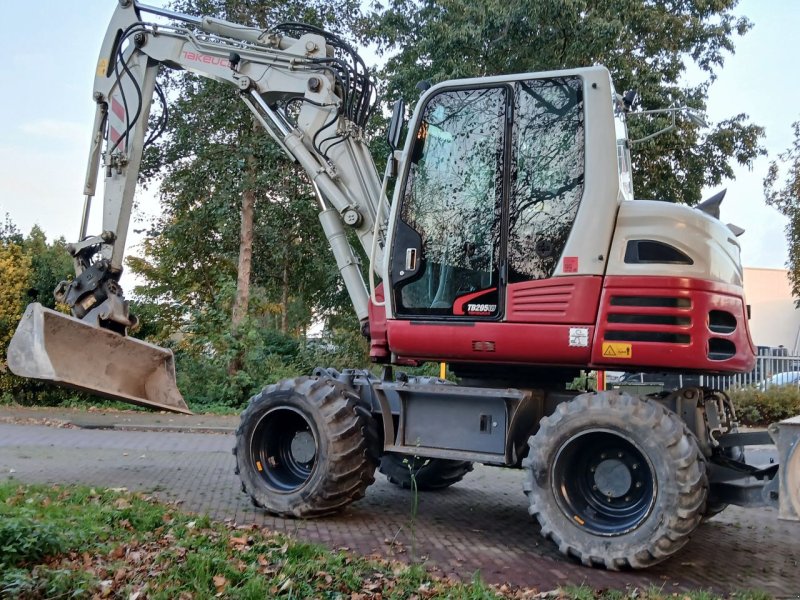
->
[773,415,800,521]
[7,303,191,414]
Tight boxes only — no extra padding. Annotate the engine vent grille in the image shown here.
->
[624,240,693,265]
[608,314,690,326]
[610,296,691,308]
[605,331,690,344]
[708,337,736,360]
[605,295,691,346]
[708,310,737,334]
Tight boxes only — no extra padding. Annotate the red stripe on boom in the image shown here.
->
[109,126,122,146]
[111,97,125,121]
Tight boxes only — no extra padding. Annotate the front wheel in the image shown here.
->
[234,376,378,518]
[523,391,707,569]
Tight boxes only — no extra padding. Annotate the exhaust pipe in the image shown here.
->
[7,303,191,414]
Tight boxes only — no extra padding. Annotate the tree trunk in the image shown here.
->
[280,250,289,334]
[231,187,255,330]
[228,146,256,375]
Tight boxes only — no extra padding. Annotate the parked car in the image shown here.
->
[757,371,800,390]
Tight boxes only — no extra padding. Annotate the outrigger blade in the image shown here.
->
[7,303,191,414]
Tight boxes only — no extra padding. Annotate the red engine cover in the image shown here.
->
[378,275,756,375]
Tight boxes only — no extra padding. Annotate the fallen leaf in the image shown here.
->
[212,575,228,594]
[114,498,132,510]
[229,536,248,546]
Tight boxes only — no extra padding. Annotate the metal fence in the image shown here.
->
[701,349,800,391]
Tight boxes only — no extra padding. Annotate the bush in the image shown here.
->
[0,371,80,408]
[0,515,64,568]
[174,321,371,411]
[730,385,800,426]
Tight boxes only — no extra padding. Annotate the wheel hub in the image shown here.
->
[552,429,656,536]
[250,406,319,493]
[593,458,632,498]
[290,430,316,464]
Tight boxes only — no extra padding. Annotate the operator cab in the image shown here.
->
[391,76,586,319]
[382,67,755,376]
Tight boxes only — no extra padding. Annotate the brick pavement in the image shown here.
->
[1,423,798,597]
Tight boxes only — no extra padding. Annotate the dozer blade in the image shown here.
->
[7,303,191,414]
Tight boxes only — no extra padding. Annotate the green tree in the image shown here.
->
[128,0,368,407]
[764,120,800,303]
[21,225,73,311]
[0,219,74,404]
[0,240,30,357]
[361,0,765,204]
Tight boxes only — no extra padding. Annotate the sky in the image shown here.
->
[0,0,797,276]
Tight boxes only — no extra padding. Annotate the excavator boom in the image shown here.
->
[8,0,386,413]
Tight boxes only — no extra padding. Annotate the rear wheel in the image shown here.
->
[523,391,707,569]
[380,454,473,491]
[234,376,378,517]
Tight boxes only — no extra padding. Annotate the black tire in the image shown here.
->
[380,454,473,491]
[523,391,707,569]
[234,376,378,518]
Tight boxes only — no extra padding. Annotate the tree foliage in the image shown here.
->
[0,240,31,355]
[128,0,370,407]
[0,217,74,404]
[764,120,800,303]
[361,0,765,204]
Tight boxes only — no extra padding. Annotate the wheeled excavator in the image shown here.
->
[8,0,800,569]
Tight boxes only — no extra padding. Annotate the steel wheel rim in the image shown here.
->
[251,406,319,493]
[551,428,656,536]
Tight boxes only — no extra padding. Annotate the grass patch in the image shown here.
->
[0,483,771,599]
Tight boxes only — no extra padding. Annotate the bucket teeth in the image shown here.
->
[7,303,191,414]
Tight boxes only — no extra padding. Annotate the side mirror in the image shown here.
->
[386,99,405,151]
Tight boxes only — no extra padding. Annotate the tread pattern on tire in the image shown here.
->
[522,390,708,570]
[234,376,378,518]
[379,454,473,491]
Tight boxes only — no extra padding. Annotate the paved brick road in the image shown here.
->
[1,423,798,597]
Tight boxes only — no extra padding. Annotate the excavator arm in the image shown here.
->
[74,0,386,326]
[7,0,389,412]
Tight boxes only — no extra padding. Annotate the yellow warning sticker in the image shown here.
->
[602,342,632,359]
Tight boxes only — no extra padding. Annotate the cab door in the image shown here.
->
[386,75,599,366]
[390,85,507,321]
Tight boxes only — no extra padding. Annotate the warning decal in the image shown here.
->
[602,342,632,359]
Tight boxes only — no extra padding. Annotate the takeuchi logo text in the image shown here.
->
[183,51,231,68]
[466,303,496,315]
